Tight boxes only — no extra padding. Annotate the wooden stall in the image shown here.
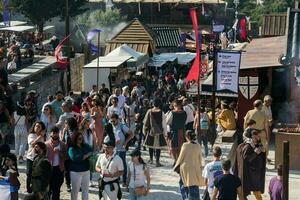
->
[275,132,300,170]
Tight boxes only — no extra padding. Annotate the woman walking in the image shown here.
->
[61,117,78,192]
[40,104,57,139]
[173,130,203,200]
[166,99,187,164]
[127,149,150,200]
[143,98,167,167]
[26,121,46,193]
[91,96,104,150]
[68,132,92,200]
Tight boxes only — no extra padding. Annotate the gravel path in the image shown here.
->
[16,135,300,200]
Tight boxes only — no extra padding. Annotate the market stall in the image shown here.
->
[83,44,148,91]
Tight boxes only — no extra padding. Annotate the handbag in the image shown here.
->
[133,164,147,196]
[134,186,147,196]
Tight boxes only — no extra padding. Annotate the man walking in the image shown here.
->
[233,128,266,200]
[45,126,67,200]
[96,135,124,200]
[212,159,244,200]
[244,100,269,157]
[202,146,223,198]
[110,114,133,186]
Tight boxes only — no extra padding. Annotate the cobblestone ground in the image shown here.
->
[17,135,300,200]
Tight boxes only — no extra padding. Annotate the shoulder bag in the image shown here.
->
[133,163,147,196]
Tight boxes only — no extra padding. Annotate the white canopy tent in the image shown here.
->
[0,20,27,27]
[0,25,35,32]
[83,44,149,91]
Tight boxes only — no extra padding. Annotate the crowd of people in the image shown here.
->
[0,65,284,200]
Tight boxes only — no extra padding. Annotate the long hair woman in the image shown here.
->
[166,99,187,165]
[68,132,92,200]
[61,117,79,192]
[173,130,203,200]
[0,153,20,200]
[40,104,56,139]
[90,96,104,150]
[127,149,150,200]
[26,121,46,193]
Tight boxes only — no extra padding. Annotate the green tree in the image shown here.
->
[225,0,295,25]
[76,8,127,42]
[11,0,87,35]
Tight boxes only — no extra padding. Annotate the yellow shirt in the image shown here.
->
[217,109,236,130]
[244,108,267,130]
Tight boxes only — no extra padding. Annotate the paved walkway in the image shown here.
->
[17,135,300,200]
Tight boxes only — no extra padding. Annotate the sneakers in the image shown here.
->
[67,184,71,192]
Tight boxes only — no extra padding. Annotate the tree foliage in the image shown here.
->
[226,0,295,24]
[11,0,87,33]
[76,8,126,29]
[76,8,127,42]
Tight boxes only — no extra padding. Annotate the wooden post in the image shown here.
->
[96,31,100,92]
[282,141,289,200]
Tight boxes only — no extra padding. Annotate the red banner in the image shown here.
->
[185,8,201,83]
[54,34,72,70]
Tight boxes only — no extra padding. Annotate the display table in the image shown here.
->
[275,132,300,170]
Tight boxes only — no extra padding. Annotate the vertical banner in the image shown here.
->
[2,0,10,27]
[216,51,241,93]
[185,8,200,82]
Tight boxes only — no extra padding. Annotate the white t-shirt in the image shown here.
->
[27,133,44,161]
[107,106,124,119]
[202,160,223,194]
[95,153,124,182]
[128,161,147,188]
[183,104,195,124]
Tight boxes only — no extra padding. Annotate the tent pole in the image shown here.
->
[96,31,100,92]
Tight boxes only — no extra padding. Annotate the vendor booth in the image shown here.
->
[83,44,148,91]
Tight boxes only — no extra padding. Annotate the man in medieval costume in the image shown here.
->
[233,128,266,200]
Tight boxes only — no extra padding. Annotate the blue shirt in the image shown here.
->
[113,123,129,152]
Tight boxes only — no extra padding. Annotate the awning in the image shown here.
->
[240,36,286,69]
[85,44,148,68]
[0,25,35,32]
[107,44,149,68]
[148,52,196,67]
[0,20,27,27]
[84,56,132,68]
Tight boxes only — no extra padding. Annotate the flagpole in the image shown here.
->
[96,31,100,93]
[65,0,71,93]
[198,33,202,134]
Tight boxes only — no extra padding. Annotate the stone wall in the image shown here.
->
[11,54,85,111]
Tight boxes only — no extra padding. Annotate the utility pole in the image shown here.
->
[65,0,71,93]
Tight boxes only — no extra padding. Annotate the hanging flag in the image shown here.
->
[2,0,10,27]
[185,8,201,83]
[87,29,102,55]
[55,34,72,70]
